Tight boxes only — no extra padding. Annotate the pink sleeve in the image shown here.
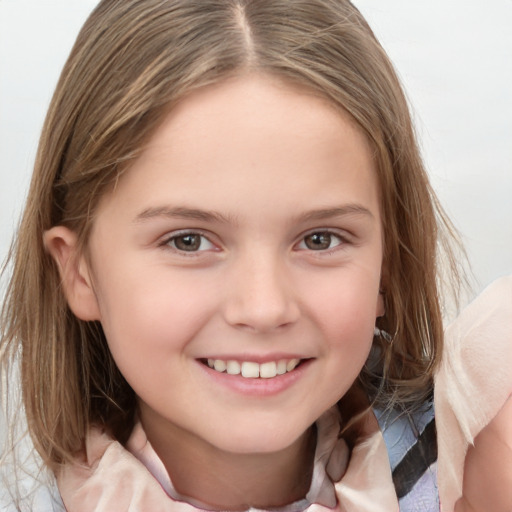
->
[435,276,512,511]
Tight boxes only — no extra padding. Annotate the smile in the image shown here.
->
[205,358,302,379]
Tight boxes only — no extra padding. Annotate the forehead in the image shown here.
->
[150,73,370,157]
[95,73,379,224]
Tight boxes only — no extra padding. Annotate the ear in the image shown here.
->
[376,268,389,318]
[376,291,385,318]
[43,226,101,321]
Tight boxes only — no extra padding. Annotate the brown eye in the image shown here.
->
[168,233,214,252]
[174,234,201,251]
[303,232,336,250]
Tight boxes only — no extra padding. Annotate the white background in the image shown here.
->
[1,1,511,297]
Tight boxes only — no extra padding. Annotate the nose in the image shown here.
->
[222,251,300,333]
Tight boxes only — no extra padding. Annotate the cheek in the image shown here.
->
[308,269,381,333]
[302,267,380,375]
[94,271,216,370]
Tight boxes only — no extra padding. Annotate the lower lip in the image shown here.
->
[197,359,312,397]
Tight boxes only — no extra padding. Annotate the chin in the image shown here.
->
[208,422,312,456]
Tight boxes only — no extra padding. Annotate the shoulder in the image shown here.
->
[1,395,65,511]
[435,275,512,510]
[438,275,512,431]
[0,457,65,512]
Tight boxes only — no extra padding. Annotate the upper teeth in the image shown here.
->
[207,359,301,379]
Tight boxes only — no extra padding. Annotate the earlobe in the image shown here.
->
[43,226,101,321]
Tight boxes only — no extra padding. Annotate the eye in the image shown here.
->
[165,232,215,252]
[297,231,344,251]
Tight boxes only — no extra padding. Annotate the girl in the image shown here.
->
[1,1,510,511]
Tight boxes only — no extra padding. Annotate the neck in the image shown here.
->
[139,408,316,510]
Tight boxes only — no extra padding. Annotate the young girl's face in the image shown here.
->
[67,74,384,456]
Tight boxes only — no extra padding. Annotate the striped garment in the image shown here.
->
[376,402,439,511]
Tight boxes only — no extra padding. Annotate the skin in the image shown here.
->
[46,74,385,510]
[454,396,512,512]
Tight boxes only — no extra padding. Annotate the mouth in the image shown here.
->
[201,358,305,379]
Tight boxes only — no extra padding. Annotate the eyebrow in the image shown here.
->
[134,204,373,224]
[296,205,374,223]
[134,206,234,224]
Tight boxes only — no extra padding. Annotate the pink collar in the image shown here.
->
[57,406,398,511]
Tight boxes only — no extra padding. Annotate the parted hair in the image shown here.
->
[1,0,461,471]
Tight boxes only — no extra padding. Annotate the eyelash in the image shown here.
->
[160,230,217,255]
[294,229,350,254]
[159,229,350,256]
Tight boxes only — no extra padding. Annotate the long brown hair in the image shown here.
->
[1,0,461,471]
